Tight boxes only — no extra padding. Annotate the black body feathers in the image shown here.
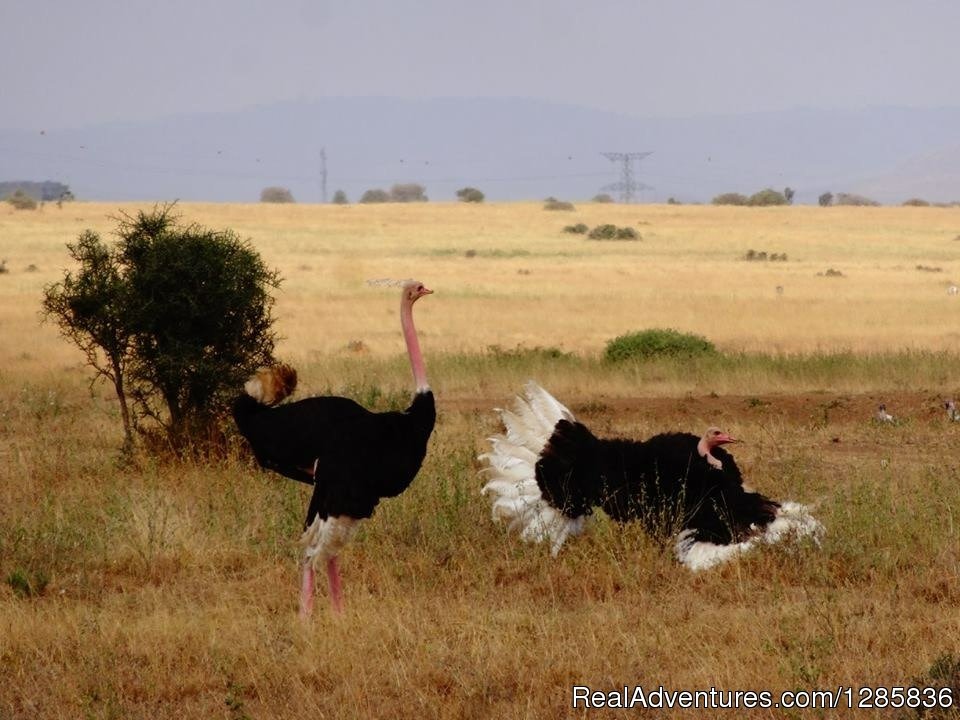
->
[536,420,779,545]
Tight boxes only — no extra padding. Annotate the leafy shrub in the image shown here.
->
[748,188,788,206]
[456,187,485,203]
[331,190,348,204]
[820,268,845,277]
[604,328,717,362]
[390,183,428,202]
[903,198,930,207]
[360,188,390,203]
[41,204,280,453]
[818,192,834,207]
[592,193,615,203]
[544,197,575,211]
[712,192,748,206]
[260,186,295,203]
[6,189,38,210]
[563,223,589,234]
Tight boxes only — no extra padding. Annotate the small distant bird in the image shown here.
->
[875,404,895,423]
[945,400,960,422]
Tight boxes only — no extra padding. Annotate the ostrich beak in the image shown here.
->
[716,433,739,445]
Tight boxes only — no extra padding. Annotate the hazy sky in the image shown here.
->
[2,0,959,131]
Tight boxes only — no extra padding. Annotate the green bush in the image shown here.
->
[360,188,390,203]
[456,187,485,203]
[331,190,348,204]
[592,193,615,203]
[563,223,589,234]
[41,204,280,453]
[902,198,930,207]
[711,192,748,206]
[604,328,717,362]
[587,224,639,240]
[260,187,295,203]
[748,188,788,206]
[544,197,575,211]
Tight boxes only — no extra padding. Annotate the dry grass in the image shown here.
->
[2,202,960,718]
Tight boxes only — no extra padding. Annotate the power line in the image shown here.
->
[319,147,327,203]
[600,151,652,203]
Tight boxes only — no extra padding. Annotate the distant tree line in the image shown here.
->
[1,180,72,201]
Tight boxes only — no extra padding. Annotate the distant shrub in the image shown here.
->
[544,197,575,211]
[835,192,880,207]
[6,189,38,210]
[667,197,680,205]
[820,268,845,277]
[783,187,795,205]
[359,188,390,203]
[744,249,787,262]
[563,223,589,234]
[902,198,930,207]
[604,328,717,362]
[818,192,834,207]
[592,193,615,203]
[260,186,295,203]
[712,192,748,206]
[748,188,788,206]
[587,224,640,240]
[456,187,485,203]
[390,183,428,202]
[916,264,943,272]
[331,190,348,204]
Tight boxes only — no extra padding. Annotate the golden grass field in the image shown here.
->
[2,201,960,718]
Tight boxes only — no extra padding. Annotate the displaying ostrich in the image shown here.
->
[480,382,821,570]
[233,280,436,616]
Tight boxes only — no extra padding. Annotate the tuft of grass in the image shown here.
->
[604,328,717,362]
[6,567,49,598]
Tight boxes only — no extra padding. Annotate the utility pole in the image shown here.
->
[319,147,328,203]
[600,151,652,203]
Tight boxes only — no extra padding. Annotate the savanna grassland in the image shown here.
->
[2,201,960,719]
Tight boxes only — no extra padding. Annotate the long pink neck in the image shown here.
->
[401,296,429,393]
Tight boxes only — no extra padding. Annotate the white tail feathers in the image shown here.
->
[675,501,824,571]
[480,382,585,555]
[244,364,298,406]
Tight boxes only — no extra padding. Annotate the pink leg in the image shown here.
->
[299,562,315,619]
[326,556,344,614]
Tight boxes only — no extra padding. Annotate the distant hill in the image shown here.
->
[2,98,959,204]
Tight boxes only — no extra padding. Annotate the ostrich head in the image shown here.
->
[402,279,433,304]
[702,426,738,449]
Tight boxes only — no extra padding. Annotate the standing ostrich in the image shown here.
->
[233,280,436,616]
[481,382,821,570]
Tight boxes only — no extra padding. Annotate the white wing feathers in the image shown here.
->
[675,501,824,571]
[480,382,585,556]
